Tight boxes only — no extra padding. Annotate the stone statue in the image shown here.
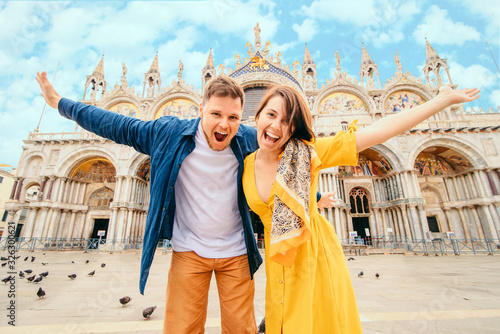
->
[121,62,128,87]
[178,60,184,80]
[395,51,402,72]
[254,23,261,49]
[147,80,154,98]
[335,51,341,72]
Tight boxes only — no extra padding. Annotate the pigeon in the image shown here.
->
[119,296,131,307]
[258,317,266,333]
[2,275,13,284]
[347,257,356,261]
[101,263,106,268]
[31,256,35,262]
[40,271,49,277]
[68,274,77,280]
[24,256,29,261]
[37,287,46,299]
[19,271,25,278]
[24,269,33,274]
[1,262,7,267]
[358,271,364,278]
[42,262,48,266]
[27,275,36,282]
[0,256,7,261]
[143,306,156,320]
[88,270,95,276]
[85,260,90,264]
[375,273,380,279]
[71,261,75,264]
[33,276,43,283]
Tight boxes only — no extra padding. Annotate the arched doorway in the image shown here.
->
[349,187,372,245]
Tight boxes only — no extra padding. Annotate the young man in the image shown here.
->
[36,72,261,333]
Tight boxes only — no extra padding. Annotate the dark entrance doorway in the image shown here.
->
[91,219,109,241]
[352,217,371,245]
[427,216,440,232]
[15,224,23,238]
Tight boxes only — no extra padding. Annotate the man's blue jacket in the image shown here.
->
[58,98,263,294]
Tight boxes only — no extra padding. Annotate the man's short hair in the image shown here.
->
[202,76,245,108]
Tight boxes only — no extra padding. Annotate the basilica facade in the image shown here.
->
[5,25,500,245]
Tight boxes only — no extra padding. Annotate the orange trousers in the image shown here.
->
[163,251,257,334]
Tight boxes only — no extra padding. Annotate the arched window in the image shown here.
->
[349,188,369,214]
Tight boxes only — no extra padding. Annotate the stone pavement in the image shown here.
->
[1,250,499,334]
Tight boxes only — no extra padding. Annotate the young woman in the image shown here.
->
[242,85,479,334]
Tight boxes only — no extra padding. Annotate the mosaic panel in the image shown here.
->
[385,91,425,112]
[155,98,199,119]
[108,102,139,118]
[319,92,368,115]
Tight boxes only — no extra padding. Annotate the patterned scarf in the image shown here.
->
[270,138,322,267]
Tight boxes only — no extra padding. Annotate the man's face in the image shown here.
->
[199,95,243,151]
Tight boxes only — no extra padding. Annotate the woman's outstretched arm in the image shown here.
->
[355,85,480,152]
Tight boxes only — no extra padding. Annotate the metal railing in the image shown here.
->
[1,236,499,256]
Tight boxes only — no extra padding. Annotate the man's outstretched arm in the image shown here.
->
[36,72,61,109]
[35,71,158,156]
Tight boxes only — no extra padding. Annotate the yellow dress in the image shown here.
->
[242,127,363,334]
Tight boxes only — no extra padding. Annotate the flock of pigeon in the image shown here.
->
[347,257,380,279]
[1,254,156,320]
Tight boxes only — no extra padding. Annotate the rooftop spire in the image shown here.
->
[92,54,105,77]
[148,52,160,74]
[303,43,314,64]
[360,42,374,66]
[205,48,214,69]
[425,37,440,62]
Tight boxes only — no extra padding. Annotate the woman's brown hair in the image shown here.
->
[255,85,315,142]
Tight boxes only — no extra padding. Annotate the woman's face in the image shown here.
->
[256,95,291,155]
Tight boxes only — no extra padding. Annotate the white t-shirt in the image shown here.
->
[170,122,246,258]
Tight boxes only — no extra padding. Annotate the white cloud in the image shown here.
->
[459,0,500,46]
[300,0,377,26]
[293,19,319,42]
[412,6,480,46]
[449,61,498,90]
[490,90,500,107]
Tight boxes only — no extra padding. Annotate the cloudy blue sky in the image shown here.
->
[0,0,499,168]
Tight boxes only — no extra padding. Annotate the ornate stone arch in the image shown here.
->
[99,96,142,119]
[149,93,202,121]
[314,85,375,115]
[408,136,489,171]
[20,180,42,203]
[365,143,404,171]
[126,152,150,176]
[54,147,119,178]
[19,153,46,177]
[380,84,433,114]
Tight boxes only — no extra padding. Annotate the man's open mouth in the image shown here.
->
[214,131,228,142]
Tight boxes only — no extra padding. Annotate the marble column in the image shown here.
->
[46,209,60,239]
[107,208,119,241]
[470,206,485,239]
[14,178,24,201]
[10,180,18,200]
[457,207,471,239]
[115,208,127,241]
[417,205,430,240]
[65,211,77,239]
[46,177,55,201]
[23,208,38,238]
[56,210,69,239]
[57,178,67,203]
[466,173,478,198]
[478,204,498,239]
[401,206,412,240]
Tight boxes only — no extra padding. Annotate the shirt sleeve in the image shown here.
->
[313,120,359,168]
[58,98,157,155]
